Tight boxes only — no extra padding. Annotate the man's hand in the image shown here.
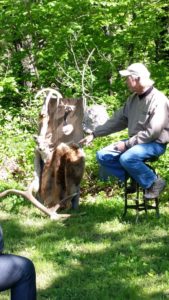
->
[79,133,94,146]
[114,141,126,152]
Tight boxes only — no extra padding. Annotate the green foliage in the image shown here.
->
[0,0,168,197]
[0,0,168,101]
[0,77,19,95]
[0,96,39,186]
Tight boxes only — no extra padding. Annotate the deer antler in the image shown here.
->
[35,88,63,102]
[0,188,77,220]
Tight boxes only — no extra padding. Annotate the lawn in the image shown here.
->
[0,187,169,300]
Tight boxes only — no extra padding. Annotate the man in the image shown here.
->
[82,63,169,199]
[0,225,36,300]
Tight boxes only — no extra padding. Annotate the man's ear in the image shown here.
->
[33,135,38,142]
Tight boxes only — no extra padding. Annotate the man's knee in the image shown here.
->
[96,149,103,162]
[19,257,36,280]
[119,151,133,167]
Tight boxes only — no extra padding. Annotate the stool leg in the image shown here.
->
[155,197,160,218]
[143,190,148,215]
[135,183,140,222]
[123,177,128,217]
[145,162,160,217]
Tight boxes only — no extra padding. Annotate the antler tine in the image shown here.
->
[0,189,74,220]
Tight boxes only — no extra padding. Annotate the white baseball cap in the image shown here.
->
[119,63,150,78]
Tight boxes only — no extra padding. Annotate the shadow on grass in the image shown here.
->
[1,195,169,300]
[36,203,169,299]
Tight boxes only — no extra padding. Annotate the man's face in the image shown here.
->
[126,76,138,92]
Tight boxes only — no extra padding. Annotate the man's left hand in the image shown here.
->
[114,141,126,152]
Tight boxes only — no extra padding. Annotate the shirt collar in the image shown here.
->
[138,86,154,100]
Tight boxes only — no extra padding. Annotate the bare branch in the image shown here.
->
[54,61,75,83]
[66,39,82,75]
[81,48,95,106]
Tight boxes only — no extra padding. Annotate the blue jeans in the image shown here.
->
[0,254,36,300]
[96,142,166,189]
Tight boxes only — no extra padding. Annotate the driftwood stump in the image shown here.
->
[0,88,85,220]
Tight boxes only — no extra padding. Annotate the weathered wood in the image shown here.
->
[33,89,85,212]
[0,88,85,219]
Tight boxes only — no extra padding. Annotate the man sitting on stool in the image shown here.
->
[82,63,169,199]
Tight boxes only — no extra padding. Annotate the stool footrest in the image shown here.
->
[145,205,158,210]
[125,205,146,211]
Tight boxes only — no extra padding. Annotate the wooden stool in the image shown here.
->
[123,157,160,220]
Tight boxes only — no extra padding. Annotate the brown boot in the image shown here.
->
[144,177,166,199]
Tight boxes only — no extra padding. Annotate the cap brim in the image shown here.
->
[119,70,131,77]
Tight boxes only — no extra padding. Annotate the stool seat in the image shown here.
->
[123,156,160,220]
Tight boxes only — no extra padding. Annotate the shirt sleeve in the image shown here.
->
[93,105,128,137]
[126,97,168,148]
[0,226,4,253]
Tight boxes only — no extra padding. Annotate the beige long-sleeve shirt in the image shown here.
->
[93,87,169,148]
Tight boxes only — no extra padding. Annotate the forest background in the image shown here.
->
[0,1,169,299]
[0,0,169,189]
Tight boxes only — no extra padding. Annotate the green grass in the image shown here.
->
[1,189,169,300]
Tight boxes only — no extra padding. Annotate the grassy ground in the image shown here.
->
[0,187,169,300]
